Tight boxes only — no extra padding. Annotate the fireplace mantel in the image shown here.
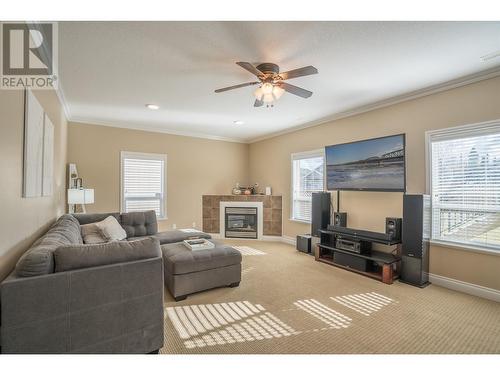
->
[202,195,282,237]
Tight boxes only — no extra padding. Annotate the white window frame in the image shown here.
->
[120,151,167,220]
[290,149,325,223]
[426,119,500,254]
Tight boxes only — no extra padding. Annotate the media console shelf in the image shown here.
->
[316,229,401,284]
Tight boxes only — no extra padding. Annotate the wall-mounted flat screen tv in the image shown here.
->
[325,134,406,192]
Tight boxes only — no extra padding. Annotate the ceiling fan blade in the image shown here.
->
[254,99,264,107]
[279,82,313,98]
[279,65,318,80]
[236,62,264,77]
[214,81,259,93]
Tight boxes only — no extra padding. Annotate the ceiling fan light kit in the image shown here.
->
[215,61,318,108]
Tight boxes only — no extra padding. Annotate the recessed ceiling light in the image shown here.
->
[480,50,500,62]
[146,104,160,110]
[233,120,244,125]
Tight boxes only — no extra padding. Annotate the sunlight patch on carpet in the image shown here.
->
[293,299,352,329]
[165,301,299,349]
[330,292,395,316]
[233,246,267,256]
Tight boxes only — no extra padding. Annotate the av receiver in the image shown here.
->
[335,236,372,254]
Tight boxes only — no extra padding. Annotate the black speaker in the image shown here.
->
[333,212,347,227]
[401,194,431,287]
[385,217,402,241]
[311,192,331,237]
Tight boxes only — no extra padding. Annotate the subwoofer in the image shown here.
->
[311,192,331,237]
[385,217,402,241]
[296,234,312,253]
[333,212,347,227]
[401,194,431,287]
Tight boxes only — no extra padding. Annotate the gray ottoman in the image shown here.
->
[161,241,242,301]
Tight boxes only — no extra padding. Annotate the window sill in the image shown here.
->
[289,218,311,224]
[430,240,500,257]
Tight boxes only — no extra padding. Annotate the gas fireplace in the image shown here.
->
[225,207,258,239]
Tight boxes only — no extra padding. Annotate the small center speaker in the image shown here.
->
[296,234,312,253]
[333,212,347,227]
[385,217,402,241]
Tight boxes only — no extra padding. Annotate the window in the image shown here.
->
[121,151,166,219]
[291,150,325,222]
[428,121,500,251]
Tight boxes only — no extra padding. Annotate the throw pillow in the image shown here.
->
[81,222,108,244]
[97,215,127,241]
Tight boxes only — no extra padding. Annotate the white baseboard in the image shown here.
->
[281,235,297,246]
[429,273,500,302]
[262,235,284,242]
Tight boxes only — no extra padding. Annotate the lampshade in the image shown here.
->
[262,93,274,103]
[261,82,273,95]
[254,86,263,100]
[272,85,285,99]
[254,83,285,104]
[68,189,94,204]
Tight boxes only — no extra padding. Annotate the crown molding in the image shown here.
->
[247,65,500,143]
[68,118,247,144]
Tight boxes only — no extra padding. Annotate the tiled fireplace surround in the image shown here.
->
[202,195,283,237]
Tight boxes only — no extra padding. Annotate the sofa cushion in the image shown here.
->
[15,215,83,277]
[72,212,120,225]
[121,211,158,238]
[97,216,127,241]
[54,237,161,273]
[161,241,241,275]
[128,229,211,245]
[80,222,107,244]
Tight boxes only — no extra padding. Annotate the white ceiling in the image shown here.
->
[59,21,500,142]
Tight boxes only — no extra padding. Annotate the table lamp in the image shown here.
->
[68,188,94,213]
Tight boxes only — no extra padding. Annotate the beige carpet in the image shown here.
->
[160,240,500,354]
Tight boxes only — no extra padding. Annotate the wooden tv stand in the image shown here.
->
[316,229,401,284]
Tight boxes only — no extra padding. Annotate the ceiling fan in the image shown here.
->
[215,62,318,107]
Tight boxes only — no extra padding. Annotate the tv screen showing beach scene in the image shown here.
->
[325,134,405,191]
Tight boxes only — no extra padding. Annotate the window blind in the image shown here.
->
[429,123,500,250]
[292,151,324,222]
[121,152,166,218]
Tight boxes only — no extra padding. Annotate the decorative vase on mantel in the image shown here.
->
[232,182,242,195]
[232,182,259,195]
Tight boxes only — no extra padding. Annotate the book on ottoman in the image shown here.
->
[183,238,215,251]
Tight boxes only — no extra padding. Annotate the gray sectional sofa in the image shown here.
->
[0,210,210,354]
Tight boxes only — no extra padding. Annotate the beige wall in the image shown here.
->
[0,89,68,281]
[67,123,249,232]
[249,76,500,290]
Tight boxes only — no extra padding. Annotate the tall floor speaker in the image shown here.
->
[311,192,331,237]
[401,194,431,287]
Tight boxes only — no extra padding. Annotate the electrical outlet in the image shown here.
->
[172,223,177,229]
[192,222,196,228]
